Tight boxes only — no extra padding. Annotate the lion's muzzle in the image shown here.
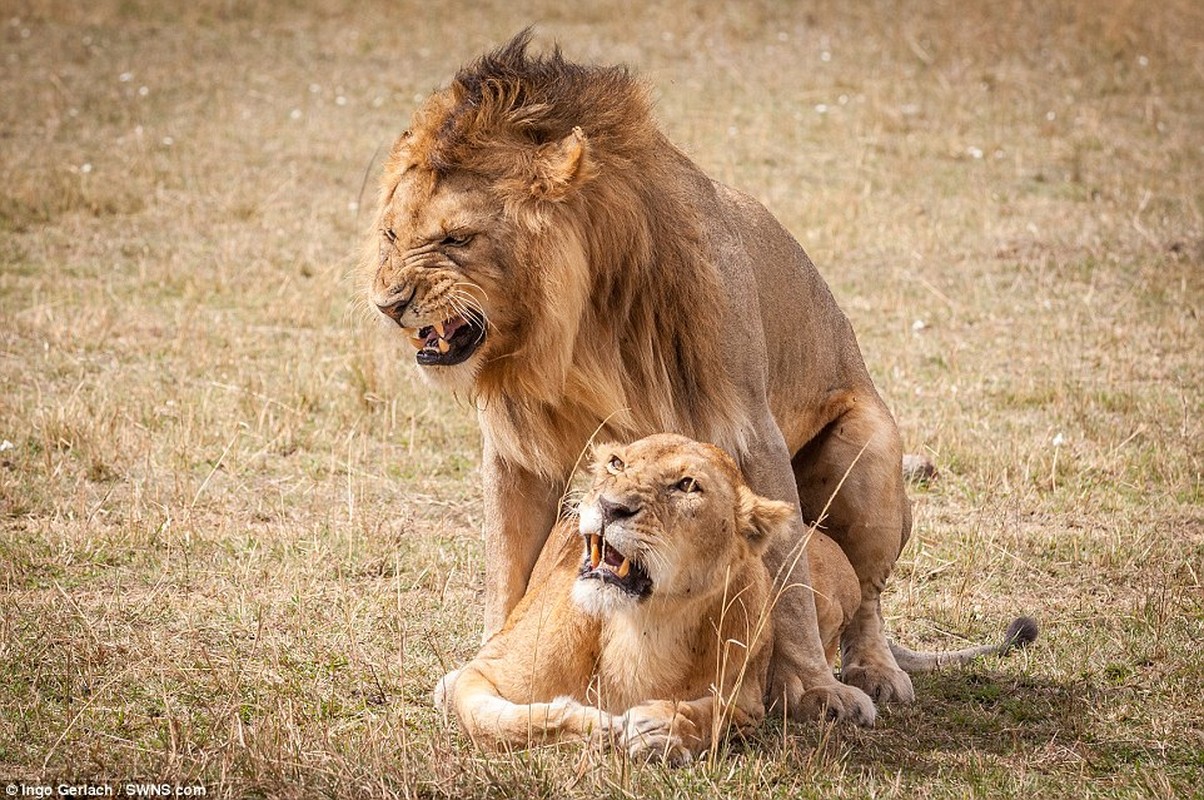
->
[376,291,414,327]
[404,311,487,367]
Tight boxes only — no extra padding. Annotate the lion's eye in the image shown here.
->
[675,477,699,493]
[606,455,625,475]
[441,233,473,247]
[383,227,397,243]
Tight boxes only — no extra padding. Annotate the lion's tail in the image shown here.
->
[888,616,1038,674]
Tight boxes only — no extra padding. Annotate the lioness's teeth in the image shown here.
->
[408,335,424,350]
[590,535,601,569]
[436,338,450,354]
[434,320,446,339]
[616,558,631,579]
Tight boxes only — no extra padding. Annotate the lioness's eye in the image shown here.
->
[675,477,699,493]
[606,455,625,475]
[383,227,397,243]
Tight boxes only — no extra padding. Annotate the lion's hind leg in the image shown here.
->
[792,397,915,704]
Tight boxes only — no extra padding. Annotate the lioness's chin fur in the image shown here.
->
[570,580,637,619]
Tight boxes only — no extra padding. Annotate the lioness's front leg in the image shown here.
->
[438,667,616,750]
[480,438,561,637]
[741,422,876,726]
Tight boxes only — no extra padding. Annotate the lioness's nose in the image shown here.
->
[376,292,413,326]
[599,497,640,524]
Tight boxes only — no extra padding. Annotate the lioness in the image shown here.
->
[366,30,913,722]
[436,435,1037,764]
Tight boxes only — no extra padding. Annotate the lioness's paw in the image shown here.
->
[770,673,876,727]
[548,695,618,747]
[618,702,698,766]
[432,668,461,714]
[842,664,916,704]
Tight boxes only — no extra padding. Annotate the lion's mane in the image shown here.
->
[389,30,749,472]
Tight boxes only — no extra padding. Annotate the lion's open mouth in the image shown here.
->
[404,312,486,367]
[578,532,652,598]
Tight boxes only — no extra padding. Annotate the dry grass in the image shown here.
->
[1,0,1201,797]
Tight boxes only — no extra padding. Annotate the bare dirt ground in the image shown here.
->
[1,1,1201,797]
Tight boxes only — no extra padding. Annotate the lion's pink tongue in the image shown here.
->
[421,316,467,349]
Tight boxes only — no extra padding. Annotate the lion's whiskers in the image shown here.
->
[453,280,489,305]
[449,284,492,332]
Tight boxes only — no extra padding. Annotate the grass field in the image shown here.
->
[1,0,1201,797]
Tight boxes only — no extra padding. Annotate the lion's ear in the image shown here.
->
[530,126,593,201]
[736,485,796,554]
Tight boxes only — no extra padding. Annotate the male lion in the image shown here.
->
[436,434,1037,764]
[366,31,911,722]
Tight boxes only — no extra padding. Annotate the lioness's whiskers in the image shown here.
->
[639,541,671,577]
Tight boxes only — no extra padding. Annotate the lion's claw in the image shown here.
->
[622,729,694,766]
[798,684,876,726]
[842,664,915,704]
[432,668,461,715]
[769,670,876,726]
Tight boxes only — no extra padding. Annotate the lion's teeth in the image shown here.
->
[616,558,631,579]
[408,335,424,350]
[434,320,446,339]
[590,535,601,569]
[437,338,450,354]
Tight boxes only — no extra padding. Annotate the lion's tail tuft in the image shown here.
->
[1001,615,1039,651]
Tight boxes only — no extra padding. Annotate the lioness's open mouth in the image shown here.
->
[404,311,486,367]
[579,532,652,598]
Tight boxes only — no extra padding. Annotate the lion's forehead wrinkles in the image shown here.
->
[387,190,485,250]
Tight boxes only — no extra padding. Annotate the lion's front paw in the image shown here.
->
[842,664,915,704]
[770,671,876,726]
[617,701,699,766]
[798,682,877,726]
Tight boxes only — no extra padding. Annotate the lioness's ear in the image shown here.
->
[530,126,593,201]
[587,440,620,472]
[736,485,796,554]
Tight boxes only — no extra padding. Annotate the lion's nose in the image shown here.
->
[598,497,641,524]
[376,291,413,327]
